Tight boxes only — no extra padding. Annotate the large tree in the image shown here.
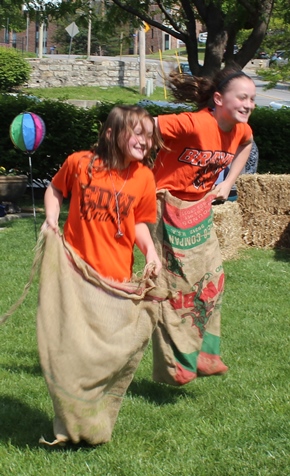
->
[0,0,26,33]
[105,0,275,77]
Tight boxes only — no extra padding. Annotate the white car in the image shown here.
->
[198,32,207,44]
[269,50,288,67]
[269,101,290,110]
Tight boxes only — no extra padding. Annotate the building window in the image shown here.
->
[164,33,170,50]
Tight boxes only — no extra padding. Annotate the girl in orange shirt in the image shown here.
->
[44,105,163,281]
[150,67,256,386]
[38,105,164,447]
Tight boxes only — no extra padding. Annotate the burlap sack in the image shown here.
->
[37,229,164,446]
[150,190,228,386]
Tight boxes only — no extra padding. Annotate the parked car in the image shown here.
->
[254,50,269,59]
[198,32,207,44]
[222,45,239,62]
[178,62,192,75]
[233,44,239,55]
[269,50,288,67]
[269,101,290,110]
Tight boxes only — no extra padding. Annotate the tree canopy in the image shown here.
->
[2,0,290,84]
[0,1,26,32]
[105,0,276,77]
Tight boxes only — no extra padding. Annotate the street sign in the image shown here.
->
[65,22,79,38]
[143,22,151,33]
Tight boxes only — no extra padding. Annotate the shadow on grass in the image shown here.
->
[1,362,42,376]
[118,86,144,95]
[128,378,196,405]
[274,245,290,263]
[0,393,103,452]
[0,395,53,448]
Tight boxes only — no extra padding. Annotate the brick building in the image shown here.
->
[142,7,204,55]
[0,4,204,56]
[0,18,58,55]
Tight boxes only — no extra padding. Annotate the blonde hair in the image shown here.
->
[168,65,254,110]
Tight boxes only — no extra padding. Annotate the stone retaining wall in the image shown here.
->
[26,58,159,89]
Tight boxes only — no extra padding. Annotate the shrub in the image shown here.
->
[0,94,289,187]
[0,47,31,91]
[0,94,114,184]
[249,107,290,174]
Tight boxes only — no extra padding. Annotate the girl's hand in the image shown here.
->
[146,249,162,277]
[135,222,162,277]
[213,181,233,201]
[41,217,59,233]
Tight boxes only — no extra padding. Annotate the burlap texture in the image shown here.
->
[37,229,162,445]
[150,190,227,386]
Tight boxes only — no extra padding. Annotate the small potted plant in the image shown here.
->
[0,166,28,214]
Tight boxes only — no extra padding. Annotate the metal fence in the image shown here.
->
[0,39,27,54]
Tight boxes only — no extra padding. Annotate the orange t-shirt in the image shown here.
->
[52,151,157,281]
[154,109,252,200]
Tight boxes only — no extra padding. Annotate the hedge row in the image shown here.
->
[248,106,290,175]
[0,95,289,185]
[0,95,114,184]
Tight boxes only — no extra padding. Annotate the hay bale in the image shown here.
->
[237,174,290,215]
[213,201,243,260]
[237,174,290,249]
[241,211,290,248]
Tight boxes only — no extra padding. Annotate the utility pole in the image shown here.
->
[120,31,123,60]
[139,26,146,95]
[87,0,92,57]
[26,14,29,52]
[38,22,43,58]
[133,29,138,55]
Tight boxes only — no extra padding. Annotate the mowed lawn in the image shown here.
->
[0,206,289,476]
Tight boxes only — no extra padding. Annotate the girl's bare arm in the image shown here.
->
[42,183,63,233]
[214,140,253,200]
[135,222,162,276]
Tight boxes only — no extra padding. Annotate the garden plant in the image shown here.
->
[0,47,31,91]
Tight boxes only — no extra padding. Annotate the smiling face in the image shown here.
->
[123,117,154,167]
[213,77,256,131]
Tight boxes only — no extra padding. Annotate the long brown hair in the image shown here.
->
[90,105,163,170]
[168,66,254,110]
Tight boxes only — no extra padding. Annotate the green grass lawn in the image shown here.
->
[0,204,289,476]
[23,85,169,103]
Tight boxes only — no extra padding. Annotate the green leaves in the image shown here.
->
[0,48,31,91]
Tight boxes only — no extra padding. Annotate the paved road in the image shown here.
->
[243,59,290,107]
[159,58,290,107]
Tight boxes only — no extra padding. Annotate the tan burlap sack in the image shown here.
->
[149,190,228,386]
[37,229,164,446]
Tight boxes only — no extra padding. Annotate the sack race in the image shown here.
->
[37,229,163,446]
[150,190,228,386]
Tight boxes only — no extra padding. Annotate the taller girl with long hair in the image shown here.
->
[150,67,256,385]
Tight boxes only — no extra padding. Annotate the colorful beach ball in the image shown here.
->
[10,112,46,153]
